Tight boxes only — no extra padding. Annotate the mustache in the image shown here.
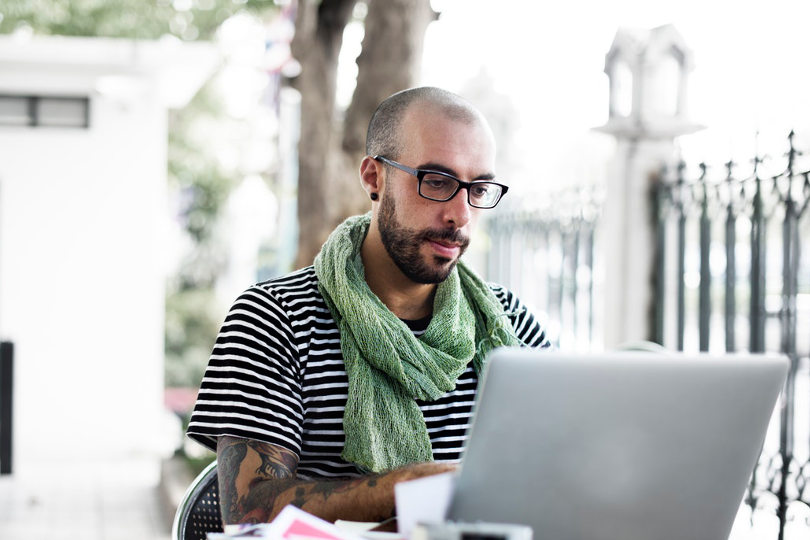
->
[421,228,470,249]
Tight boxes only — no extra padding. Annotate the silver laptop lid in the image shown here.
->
[447,348,788,540]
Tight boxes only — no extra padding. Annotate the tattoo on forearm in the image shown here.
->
[248,440,297,479]
[308,476,367,500]
[291,486,307,509]
[217,437,298,524]
[218,439,248,522]
[217,436,392,524]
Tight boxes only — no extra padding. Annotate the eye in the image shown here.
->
[422,174,454,191]
[470,184,492,197]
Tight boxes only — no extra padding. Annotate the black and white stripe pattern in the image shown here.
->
[188,265,549,479]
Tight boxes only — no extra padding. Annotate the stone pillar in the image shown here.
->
[594,25,703,349]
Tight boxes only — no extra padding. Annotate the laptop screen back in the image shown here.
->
[446,349,788,540]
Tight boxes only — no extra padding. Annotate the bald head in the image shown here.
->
[365,87,487,160]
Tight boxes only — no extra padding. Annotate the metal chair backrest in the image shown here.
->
[172,460,224,540]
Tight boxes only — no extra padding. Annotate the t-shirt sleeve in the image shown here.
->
[489,284,552,349]
[186,285,305,455]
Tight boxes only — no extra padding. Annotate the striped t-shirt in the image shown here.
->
[187,265,549,479]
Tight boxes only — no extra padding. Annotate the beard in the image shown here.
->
[377,193,470,284]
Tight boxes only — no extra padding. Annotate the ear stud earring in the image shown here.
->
[370,192,379,201]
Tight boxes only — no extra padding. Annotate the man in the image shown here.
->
[187,87,549,525]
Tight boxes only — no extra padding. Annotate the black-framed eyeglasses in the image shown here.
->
[373,155,509,209]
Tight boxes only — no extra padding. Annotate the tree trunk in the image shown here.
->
[291,0,436,269]
[290,0,356,269]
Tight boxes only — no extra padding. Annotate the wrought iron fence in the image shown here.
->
[654,131,810,539]
[486,190,601,350]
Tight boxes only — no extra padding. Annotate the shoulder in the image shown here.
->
[487,282,551,349]
[253,266,320,300]
[486,282,520,310]
[236,266,324,316]
[220,266,330,345]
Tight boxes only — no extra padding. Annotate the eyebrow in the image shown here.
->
[416,162,496,181]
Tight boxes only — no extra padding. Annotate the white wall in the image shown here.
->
[0,94,169,461]
[0,35,216,464]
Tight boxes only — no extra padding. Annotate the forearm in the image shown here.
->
[217,436,454,525]
[234,462,448,524]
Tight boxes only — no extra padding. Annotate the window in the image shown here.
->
[0,95,90,128]
[611,60,633,118]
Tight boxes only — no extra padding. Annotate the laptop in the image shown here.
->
[446,348,788,540]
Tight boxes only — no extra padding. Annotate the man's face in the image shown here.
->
[375,106,497,284]
[378,186,470,283]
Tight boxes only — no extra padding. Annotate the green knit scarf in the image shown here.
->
[313,213,521,473]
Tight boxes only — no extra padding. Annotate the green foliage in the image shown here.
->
[165,85,234,387]
[0,0,278,40]
[165,286,221,387]
[168,83,234,281]
[183,451,216,477]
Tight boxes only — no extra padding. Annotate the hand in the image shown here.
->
[395,461,458,482]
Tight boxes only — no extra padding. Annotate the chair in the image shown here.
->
[172,460,224,540]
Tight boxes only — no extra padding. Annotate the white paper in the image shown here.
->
[264,505,363,540]
[394,472,455,537]
[334,521,381,534]
[334,521,405,540]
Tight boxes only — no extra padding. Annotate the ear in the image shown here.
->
[359,156,384,200]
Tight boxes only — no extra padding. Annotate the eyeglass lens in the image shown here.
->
[420,173,502,208]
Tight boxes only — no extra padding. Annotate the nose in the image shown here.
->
[442,186,472,228]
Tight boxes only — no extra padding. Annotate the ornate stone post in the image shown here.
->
[594,25,703,349]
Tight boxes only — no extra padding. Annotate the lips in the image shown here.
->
[426,239,461,259]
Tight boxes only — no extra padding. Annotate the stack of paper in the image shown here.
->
[207,505,364,540]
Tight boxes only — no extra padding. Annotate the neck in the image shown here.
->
[361,223,436,320]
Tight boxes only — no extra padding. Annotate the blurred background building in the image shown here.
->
[0,32,217,462]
